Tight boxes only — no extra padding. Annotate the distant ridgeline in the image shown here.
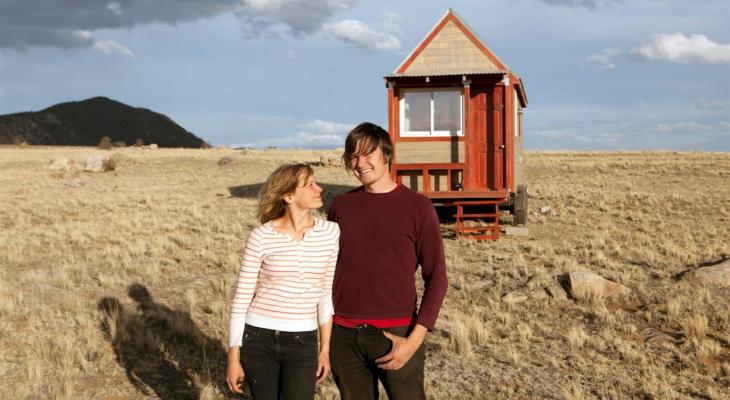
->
[0,96,207,148]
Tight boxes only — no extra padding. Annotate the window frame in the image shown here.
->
[399,88,464,137]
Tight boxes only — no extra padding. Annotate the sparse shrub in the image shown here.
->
[12,136,29,146]
[506,345,520,366]
[184,289,197,311]
[666,297,681,321]
[721,363,730,377]
[495,310,511,326]
[134,138,144,147]
[112,141,127,148]
[683,314,708,341]
[217,157,232,167]
[97,136,112,150]
[567,325,588,349]
[517,322,533,342]
[562,382,586,400]
[101,156,116,171]
[449,320,472,355]
[698,339,722,360]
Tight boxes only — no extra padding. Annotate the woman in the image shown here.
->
[226,163,339,400]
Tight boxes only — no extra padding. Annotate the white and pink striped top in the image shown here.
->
[228,217,340,348]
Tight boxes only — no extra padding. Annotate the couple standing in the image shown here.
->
[226,123,448,400]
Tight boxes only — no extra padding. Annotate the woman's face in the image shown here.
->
[287,173,323,211]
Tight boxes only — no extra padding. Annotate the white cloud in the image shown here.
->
[585,48,621,69]
[324,19,401,52]
[536,0,622,10]
[240,118,354,148]
[380,12,403,36]
[533,129,575,139]
[642,121,730,141]
[654,121,717,134]
[574,132,624,145]
[631,33,730,64]
[690,97,730,111]
[71,30,135,57]
[92,40,136,57]
[106,2,123,16]
[301,119,354,135]
[241,0,356,36]
[533,128,624,145]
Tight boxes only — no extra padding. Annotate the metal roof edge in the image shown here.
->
[384,70,509,79]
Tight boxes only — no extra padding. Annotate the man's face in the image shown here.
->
[350,144,389,187]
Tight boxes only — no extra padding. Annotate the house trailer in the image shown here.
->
[385,9,528,240]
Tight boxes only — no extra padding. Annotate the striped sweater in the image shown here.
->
[228,217,340,348]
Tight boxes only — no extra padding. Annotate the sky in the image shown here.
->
[0,0,728,150]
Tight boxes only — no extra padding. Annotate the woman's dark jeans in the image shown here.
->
[330,324,426,400]
[240,324,318,400]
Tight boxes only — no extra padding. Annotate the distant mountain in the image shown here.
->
[0,97,208,148]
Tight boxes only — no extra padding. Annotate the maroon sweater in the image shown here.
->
[327,185,448,330]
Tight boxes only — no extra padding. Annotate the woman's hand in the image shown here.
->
[316,349,331,384]
[226,347,245,394]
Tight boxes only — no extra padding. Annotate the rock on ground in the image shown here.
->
[48,158,75,171]
[682,260,730,287]
[320,155,340,167]
[567,271,630,300]
[85,155,116,172]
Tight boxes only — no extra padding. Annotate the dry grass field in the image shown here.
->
[1,146,728,399]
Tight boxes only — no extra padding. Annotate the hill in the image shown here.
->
[0,97,207,148]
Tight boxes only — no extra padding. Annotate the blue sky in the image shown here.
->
[1,0,728,150]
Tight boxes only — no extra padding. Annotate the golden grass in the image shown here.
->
[0,146,728,399]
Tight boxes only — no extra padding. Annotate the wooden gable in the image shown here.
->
[395,9,509,76]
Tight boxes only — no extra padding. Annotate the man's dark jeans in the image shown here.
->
[239,324,318,400]
[330,324,426,400]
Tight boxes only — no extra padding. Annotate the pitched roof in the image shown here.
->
[392,9,511,77]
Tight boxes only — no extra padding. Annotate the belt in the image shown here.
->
[244,324,316,337]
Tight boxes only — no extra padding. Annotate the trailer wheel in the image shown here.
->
[514,185,528,225]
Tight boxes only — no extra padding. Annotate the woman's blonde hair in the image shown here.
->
[257,163,314,224]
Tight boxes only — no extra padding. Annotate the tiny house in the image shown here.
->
[385,9,528,240]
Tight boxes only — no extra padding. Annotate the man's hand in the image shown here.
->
[375,324,427,370]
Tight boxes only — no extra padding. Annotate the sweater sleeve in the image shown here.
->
[414,204,448,330]
[317,223,339,325]
[228,229,263,348]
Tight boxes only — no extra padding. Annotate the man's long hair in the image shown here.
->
[342,122,393,171]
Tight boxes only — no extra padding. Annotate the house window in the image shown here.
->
[400,89,463,136]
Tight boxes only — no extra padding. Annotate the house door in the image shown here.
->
[465,87,489,190]
[466,85,504,190]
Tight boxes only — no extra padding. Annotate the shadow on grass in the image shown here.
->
[228,182,357,212]
[98,284,244,399]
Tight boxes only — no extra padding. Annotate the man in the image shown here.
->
[327,122,448,400]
